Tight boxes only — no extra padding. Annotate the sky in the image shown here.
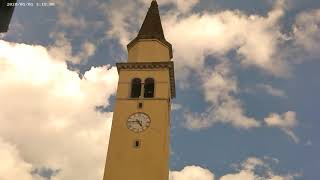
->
[0,0,320,179]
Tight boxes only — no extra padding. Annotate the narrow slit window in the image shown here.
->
[144,78,155,98]
[134,140,141,148]
[131,78,141,98]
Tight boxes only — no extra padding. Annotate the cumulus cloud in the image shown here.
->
[222,157,300,180]
[264,111,299,143]
[101,0,300,133]
[257,84,287,98]
[100,0,147,48]
[104,0,297,78]
[293,9,320,56]
[103,0,300,141]
[184,61,261,130]
[48,0,104,66]
[101,0,200,48]
[220,171,296,180]
[56,6,87,30]
[102,0,198,49]
[163,0,290,78]
[171,103,183,111]
[0,138,45,180]
[0,40,118,179]
[48,32,96,64]
[0,0,311,179]
[183,61,297,138]
[172,0,199,13]
[53,0,101,31]
[138,0,199,13]
[170,166,215,180]
[171,157,299,180]
[241,157,265,171]
[184,62,298,140]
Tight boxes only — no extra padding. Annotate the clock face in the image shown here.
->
[127,113,151,133]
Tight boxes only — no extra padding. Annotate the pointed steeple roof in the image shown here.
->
[138,0,165,39]
[127,0,173,58]
[0,0,17,32]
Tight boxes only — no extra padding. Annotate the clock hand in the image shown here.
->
[136,120,142,127]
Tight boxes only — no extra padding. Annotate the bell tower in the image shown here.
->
[103,0,175,180]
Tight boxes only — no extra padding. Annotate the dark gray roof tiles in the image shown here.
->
[0,0,17,32]
[127,0,173,58]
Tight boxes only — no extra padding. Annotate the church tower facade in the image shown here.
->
[103,1,175,180]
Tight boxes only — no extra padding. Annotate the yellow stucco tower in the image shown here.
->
[103,1,175,180]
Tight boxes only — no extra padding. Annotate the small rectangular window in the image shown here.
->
[134,140,141,148]
[138,102,143,109]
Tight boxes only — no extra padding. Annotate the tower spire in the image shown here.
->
[138,0,164,39]
[127,0,173,58]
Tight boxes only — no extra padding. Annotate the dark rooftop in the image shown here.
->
[0,0,17,33]
[127,0,173,58]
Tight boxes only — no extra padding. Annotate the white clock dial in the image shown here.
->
[127,113,151,133]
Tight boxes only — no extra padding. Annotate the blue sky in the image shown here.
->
[0,0,320,179]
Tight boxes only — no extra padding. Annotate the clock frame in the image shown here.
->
[126,112,151,133]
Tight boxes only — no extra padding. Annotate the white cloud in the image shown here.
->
[171,157,300,180]
[184,62,261,130]
[76,41,97,62]
[174,0,199,13]
[0,40,118,179]
[220,171,256,180]
[264,111,297,128]
[220,171,296,180]
[183,61,296,138]
[170,166,215,180]
[0,0,311,178]
[48,0,103,65]
[103,0,291,77]
[48,32,72,62]
[221,157,300,180]
[158,0,297,131]
[257,84,287,98]
[100,0,147,48]
[139,0,199,13]
[48,32,96,64]
[293,9,320,56]
[102,0,294,98]
[57,8,87,30]
[172,103,183,111]
[0,138,44,180]
[264,111,299,143]
[102,0,200,51]
[241,157,265,171]
[102,0,300,140]
[52,0,100,31]
[163,0,290,78]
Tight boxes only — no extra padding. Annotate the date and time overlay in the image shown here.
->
[4,1,56,7]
